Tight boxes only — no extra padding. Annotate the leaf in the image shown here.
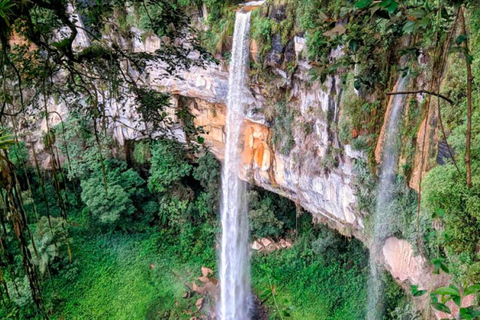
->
[402,21,415,34]
[433,208,445,218]
[323,25,346,37]
[51,38,71,49]
[380,0,398,14]
[317,11,329,22]
[456,34,468,45]
[432,302,451,314]
[466,54,473,65]
[432,258,449,274]
[197,136,205,144]
[355,0,373,9]
[386,2,398,14]
[432,286,460,297]
[353,79,361,90]
[444,232,452,242]
[452,294,461,307]
[460,307,480,318]
[464,284,480,296]
[349,39,359,53]
[409,9,426,19]
[411,285,427,297]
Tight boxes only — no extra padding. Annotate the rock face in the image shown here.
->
[22,16,448,318]
[153,50,449,319]
[176,62,364,233]
[381,237,449,314]
[381,237,477,319]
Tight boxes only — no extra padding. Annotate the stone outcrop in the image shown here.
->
[176,62,364,233]
[152,46,451,319]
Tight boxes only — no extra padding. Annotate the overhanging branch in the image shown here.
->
[386,90,454,105]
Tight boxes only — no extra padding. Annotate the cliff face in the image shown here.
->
[145,36,454,318]
[27,8,453,318]
[167,63,364,233]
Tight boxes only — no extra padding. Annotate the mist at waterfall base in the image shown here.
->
[367,75,408,320]
[218,11,252,320]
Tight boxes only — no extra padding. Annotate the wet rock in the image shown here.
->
[265,34,284,67]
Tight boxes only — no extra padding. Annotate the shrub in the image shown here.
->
[249,190,285,239]
[422,164,480,256]
[29,216,71,275]
[148,140,192,193]
[133,141,151,165]
[81,160,145,227]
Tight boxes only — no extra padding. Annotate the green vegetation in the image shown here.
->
[252,225,369,319]
[1,111,414,318]
[272,99,296,155]
[2,0,480,318]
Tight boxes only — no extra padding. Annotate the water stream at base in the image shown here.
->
[218,11,252,320]
[367,75,408,320]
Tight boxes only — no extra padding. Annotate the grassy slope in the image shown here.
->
[50,233,203,320]
[251,234,368,320]
[45,228,368,319]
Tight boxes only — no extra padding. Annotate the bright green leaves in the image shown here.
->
[464,284,480,297]
[432,286,460,297]
[432,257,449,274]
[148,140,192,193]
[457,34,468,45]
[355,0,373,9]
[0,0,14,26]
[411,281,480,318]
[460,306,480,319]
[432,208,445,219]
[411,285,427,297]
[430,286,458,315]
[430,284,480,318]
[381,0,398,14]
[81,161,146,226]
[354,0,398,14]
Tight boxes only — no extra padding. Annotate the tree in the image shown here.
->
[29,216,70,276]
[81,160,145,227]
[148,140,192,193]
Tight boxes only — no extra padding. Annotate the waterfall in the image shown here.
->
[218,11,252,320]
[367,75,408,319]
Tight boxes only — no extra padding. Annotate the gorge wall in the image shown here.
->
[26,3,459,319]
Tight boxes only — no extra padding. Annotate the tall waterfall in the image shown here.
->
[218,11,252,320]
[367,75,408,319]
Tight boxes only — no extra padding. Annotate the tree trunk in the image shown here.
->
[460,7,473,189]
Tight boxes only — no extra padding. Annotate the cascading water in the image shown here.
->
[218,11,252,320]
[367,75,408,320]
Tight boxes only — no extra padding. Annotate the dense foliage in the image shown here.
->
[2,0,480,318]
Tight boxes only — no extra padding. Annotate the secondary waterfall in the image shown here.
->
[367,75,408,319]
[218,11,252,320]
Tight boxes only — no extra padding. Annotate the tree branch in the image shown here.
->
[386,90,454,105]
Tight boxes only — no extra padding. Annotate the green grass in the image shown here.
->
[48,232,207,320]
[44,228,369,320]
[251,231,369,320]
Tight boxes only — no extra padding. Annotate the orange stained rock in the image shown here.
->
[242,121,271,171]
